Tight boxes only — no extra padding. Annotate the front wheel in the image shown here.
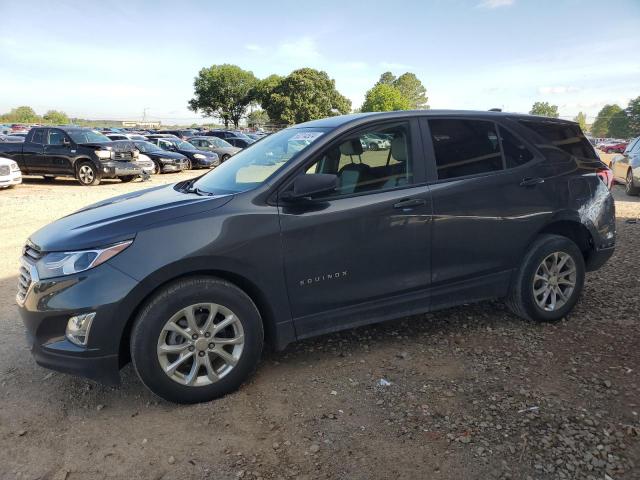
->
[506,234,585,322]
[130,277,264,404]
[75,161,100,186]
[221,154,230,163]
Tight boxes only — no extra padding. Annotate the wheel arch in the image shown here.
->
[536,219,594,260]
[117,268,284,368]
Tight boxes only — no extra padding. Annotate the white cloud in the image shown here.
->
[478,0,514,8]
[538,86,581,95]
[277,37,321,61]
[245,44,263,52]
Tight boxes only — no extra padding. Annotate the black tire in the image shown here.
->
[186,159,193,170]
[130,276,264,404]
[506,234,585,322]
[75,161,101,186]
[625,169,640,196]
[221,154,230,163]
[42,175,56,182]
[152,160,161,174]
[369,143,378,151]
[120,175,136,183]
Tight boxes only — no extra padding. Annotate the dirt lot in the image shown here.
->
[0,167,639,480]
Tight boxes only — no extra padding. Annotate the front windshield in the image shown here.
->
[193,127,328,194]
[68,130,111,144]
[134,141,162,153]
[177,140,196,151]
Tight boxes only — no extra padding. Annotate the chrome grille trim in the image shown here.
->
[16,244,41,306]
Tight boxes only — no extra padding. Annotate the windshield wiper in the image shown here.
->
[181,178,214,196]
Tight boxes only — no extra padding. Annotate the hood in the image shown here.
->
[183,148,217,157]
[29,183,233,252]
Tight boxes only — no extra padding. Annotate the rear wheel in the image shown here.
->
[130,277,264,404]
[75,161,100,186]
[506,234,585,322]
[625,169,640,196]
[186,159,193,170]
[152,160,161,174]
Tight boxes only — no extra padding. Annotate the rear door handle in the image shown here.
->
[520,177,545,187]
[393,198,426,209]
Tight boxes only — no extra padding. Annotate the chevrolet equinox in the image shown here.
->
[17,111,616,404]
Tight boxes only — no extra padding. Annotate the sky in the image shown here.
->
[0,0,639,125]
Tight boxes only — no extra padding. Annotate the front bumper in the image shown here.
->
[18,262,139,384]
[100,161,144,178]
[0,171,22,187]
[192,157,217,168]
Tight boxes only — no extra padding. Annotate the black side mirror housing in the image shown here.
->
[63,137,70,146]
[281,173,338,201]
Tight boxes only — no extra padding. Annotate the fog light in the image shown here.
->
[66,312,96,346]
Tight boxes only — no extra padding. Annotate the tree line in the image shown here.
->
[188,65,429,128]
[529,99,640,137]
[0,106,69,125]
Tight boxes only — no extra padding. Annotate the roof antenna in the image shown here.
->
[489,108,502,112]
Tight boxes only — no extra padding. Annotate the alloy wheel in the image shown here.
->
[157,303,244,386]
[626,170,633,194]
[78,165,94,184]
[532,251,576,312]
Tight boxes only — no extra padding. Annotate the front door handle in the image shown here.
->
[520,177,545,187]
[393,198,426,209]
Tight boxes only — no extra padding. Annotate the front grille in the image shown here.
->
[17,243,41,304]
[113,152,134,161]
[0,165,9,176]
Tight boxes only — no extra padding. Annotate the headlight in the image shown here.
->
[36,240,132,280]
[160,157,173,163]
[193,153,206,159]
[95,150,112,159]
[10,162,19,171]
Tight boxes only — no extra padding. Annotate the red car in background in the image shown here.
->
[599,141,628,154]
[10,124,29,133]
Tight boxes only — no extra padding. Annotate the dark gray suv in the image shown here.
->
[17,111,615,403]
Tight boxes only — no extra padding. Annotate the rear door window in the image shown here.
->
[429,119,502,180]
[498,127,534,168]
[31,129,45,144]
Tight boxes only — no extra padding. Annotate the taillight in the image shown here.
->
[597,167,613,190]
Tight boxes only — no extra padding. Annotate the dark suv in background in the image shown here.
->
[17,111,615,404]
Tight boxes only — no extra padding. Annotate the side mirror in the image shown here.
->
[280,173,338,201]
[63,137,70,146]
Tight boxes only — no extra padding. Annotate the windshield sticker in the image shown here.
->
[290,131,324,142]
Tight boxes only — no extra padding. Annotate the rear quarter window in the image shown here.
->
[517,120,598,160]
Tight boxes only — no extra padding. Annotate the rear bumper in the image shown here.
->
[585,245,615,272]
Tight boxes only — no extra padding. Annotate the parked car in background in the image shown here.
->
[8,132,28,139]
[0,134,25,143]
[16,110,616,404]
[159,129,198,140]
[0,127,143,185]
[361,133,391,151]
[0,156,22,188]
[187,136,241,163]
[204,130,256,149]
[599,140,628,154]
[146,137,219,169]
[11,124,29,133]
[106,133,148,142]
[610,136,640,196]
[133,141,188,174]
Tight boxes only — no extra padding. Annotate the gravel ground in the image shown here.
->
[0,167,638,480]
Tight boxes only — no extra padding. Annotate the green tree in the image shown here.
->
[591,104,622,137]
[573,111,587,132]
[253,74,284,105]
[608,110,631,138]
[42,110,69,125]
[626,96,640,136]
[530,102,559,118]
[261,68,351,125]
[393,73,428,109]
[247,109,269,127]
[376,71,396,85]
[361,84,411,112]
[1,106,40,123]
[188,64,258,128]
